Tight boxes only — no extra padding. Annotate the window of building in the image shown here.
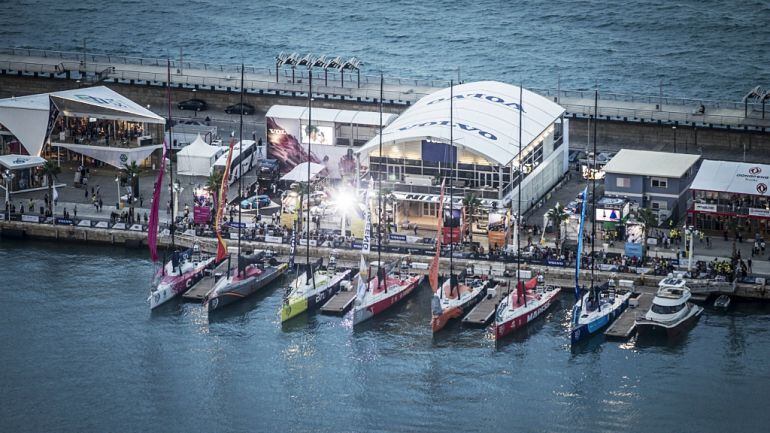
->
[422,202,438,217]
[616,177,631,188]
[651,177,668,188]
[651,200,667,210]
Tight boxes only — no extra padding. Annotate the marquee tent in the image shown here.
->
[355,81,565,165]
[53,143,163,169]
[691,160,770,196]
[176,134,224,176]
[0,86,165,157]
[280,162,326,182]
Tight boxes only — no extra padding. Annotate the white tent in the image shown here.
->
[0,86,165,157]
[691,159,770,196]
[176,134,223,176]
[280,162,326,182]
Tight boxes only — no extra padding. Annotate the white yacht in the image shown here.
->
[635,280,703,337]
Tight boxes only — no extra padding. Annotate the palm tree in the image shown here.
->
[636,207,658,242]
[205,170,224,211]
[546,202,569,252]
[291,181,311,233]
[122,161,141,201]
[41,161,61,216]
[462,193,481,241]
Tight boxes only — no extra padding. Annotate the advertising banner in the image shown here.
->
[749,207,770,218]
[266,117,356,179]
[625,242,644,259]
[193,206,211,224]
[694,203,717,212]
[55,218,74,225]
[264,235,284,244]
[21,214,40,223]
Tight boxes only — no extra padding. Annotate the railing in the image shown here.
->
[391,182,500,200]
[2,46,768,126]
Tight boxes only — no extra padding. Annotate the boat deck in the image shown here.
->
[462,287,506,327]
[183,258,231,301]
[604,293,654,339]
[320,288,357,315]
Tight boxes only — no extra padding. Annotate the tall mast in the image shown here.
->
[377,74,383,291]
[590,89,598,296]
[518,84,525,307]
[237,63,244,276]
[306,71,312,275]
[166,59,175,250]
[449,80,454,296]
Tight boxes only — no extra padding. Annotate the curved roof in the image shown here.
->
[356,81,564,165]
[265,105,396,126]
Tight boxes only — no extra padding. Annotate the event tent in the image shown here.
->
[0,86,165,157]
[176,134,223,176]
[691,160,770,196]
[280,162,326,182]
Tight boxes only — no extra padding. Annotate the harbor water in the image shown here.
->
[2,0,769,100]
[1,239,769,432]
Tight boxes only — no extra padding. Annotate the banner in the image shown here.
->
[265,235,284,244]
[362,185,372,254]
[625,242,644,258]
[193,206,211,224]
[389,233,407,242]
[545,259,566,267]
[749,207,770,218]
[429,179,445,293]
[266,117,354,179]
[574,186,588,300]
[147,139,167,263]
[215,139,235,262]
[55,218,74,225]
[694,203,717,212]
[21,214,40,223]
[45,97,60,143]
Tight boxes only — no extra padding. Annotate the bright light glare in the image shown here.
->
[332,188,356,214]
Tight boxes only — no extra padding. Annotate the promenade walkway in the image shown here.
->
[2,47,768,130]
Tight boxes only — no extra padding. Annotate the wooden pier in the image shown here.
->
[183,258,231,301]
[462,286,506,327]
[320,288,357,315]
[604,293,654,339]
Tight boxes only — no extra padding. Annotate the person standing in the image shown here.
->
[74,204,78,218]
[748,257,753,274]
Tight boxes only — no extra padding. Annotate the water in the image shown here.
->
[2,1,770,100]
[1,239,769,432]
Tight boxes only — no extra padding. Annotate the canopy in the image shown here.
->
[0,154,46,170]
[176,134,223,176]
[53,143,162,169]
[356,81,565,166]
[281,162,326,182]
[691,159,770,196]
[0,86,165,156]
[265,105,397,126]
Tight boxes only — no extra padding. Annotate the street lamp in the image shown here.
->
[3,169,15,221]
[672,125,677,153]
[115,176,121,209]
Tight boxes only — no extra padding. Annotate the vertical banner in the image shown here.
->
[44,97,60,144]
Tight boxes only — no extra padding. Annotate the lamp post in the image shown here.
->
[672,125,677,153]
[3,170,14,221]
[115,176,121,209]
[173,180,183,221]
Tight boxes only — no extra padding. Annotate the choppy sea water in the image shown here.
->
[2,0,769,100]
[1,239,769,432]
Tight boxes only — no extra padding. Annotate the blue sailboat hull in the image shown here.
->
[570,298,629,344]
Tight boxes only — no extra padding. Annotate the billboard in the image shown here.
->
[266,117,355,179]
[595,208,621,222]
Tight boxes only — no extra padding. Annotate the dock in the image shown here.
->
[462,286,506,327]
[320,288,357,315]
[604,293,654,339]
[183,258,231,301]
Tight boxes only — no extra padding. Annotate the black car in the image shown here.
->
[177,99,207,111]
[257,158,279,180]
[225,103,255,115]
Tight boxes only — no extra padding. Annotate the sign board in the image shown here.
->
[55,218,74,225]
[389,233,407,242]
[298,239,318,247]
[595,208,621,222]
[77,220,91,227]
[694,203,717,212]
[21,214,40,223]
[545,259,566,267]
[0,213,4,220]
[95,221,109,228]
[646,237,658,246]
[625,242,644,258]
[749,207,770,218]
[229,233,240,240]
[264,235,283,244]
[129,224,143,231]
[112,222,126,230]
[193,206,211,224]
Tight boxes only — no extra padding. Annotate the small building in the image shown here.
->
[602,149,701,222]
[688,159,770,235]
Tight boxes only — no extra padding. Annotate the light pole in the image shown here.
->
[115,176,121,209]
[173,180,183,221]
[3,170,14,220]
[686,225,696,273]
[672,125,677,153]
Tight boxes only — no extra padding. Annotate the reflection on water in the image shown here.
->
[1,240,769,432]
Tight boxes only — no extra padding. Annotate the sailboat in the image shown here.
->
[492,84,560,339]
[430,80,489,333]
[569,91,631,344]
[203,64,287,313]
[280,71,350,323]
[352,77,423,326]
[147,59,216,310]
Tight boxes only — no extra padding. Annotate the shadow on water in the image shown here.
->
[494,300,562,350]
[206,279,283,324]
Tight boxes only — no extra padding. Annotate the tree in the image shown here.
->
[41,161,61,216]
[205,170,224,211]
[122,161,141,201]
[462,193,481,241]
[291,182,311,233]
[636,207,658,241]
[546,202,569,252]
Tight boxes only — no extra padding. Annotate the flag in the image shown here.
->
[288,219,297,269]
[574,186,588,300]
[361,183,372,254]
[52,184,59,203]
[215,139,235,262]
[429,179,445,293]
[146,140,168,262]
[44,97,60,143]
[355,255,368,302]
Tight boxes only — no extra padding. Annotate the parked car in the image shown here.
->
[241,194,272,209]
[177,99,207,111]
[225,103,255,115]
[257,158,280,180]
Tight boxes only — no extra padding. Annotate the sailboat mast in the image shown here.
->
[377,74,383,290]
[449,80,454,295]
[590,89,598,294]
[518,84,525,307]
[166,59,175,250]
[306,72,312,274]
[235,64,245,276]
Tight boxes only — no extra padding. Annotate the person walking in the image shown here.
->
[74,204,77,218]
[98,198,103,212]
[748,257,753,274]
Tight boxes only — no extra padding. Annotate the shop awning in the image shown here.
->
[0,154,47,170]
[280,162,327,182]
